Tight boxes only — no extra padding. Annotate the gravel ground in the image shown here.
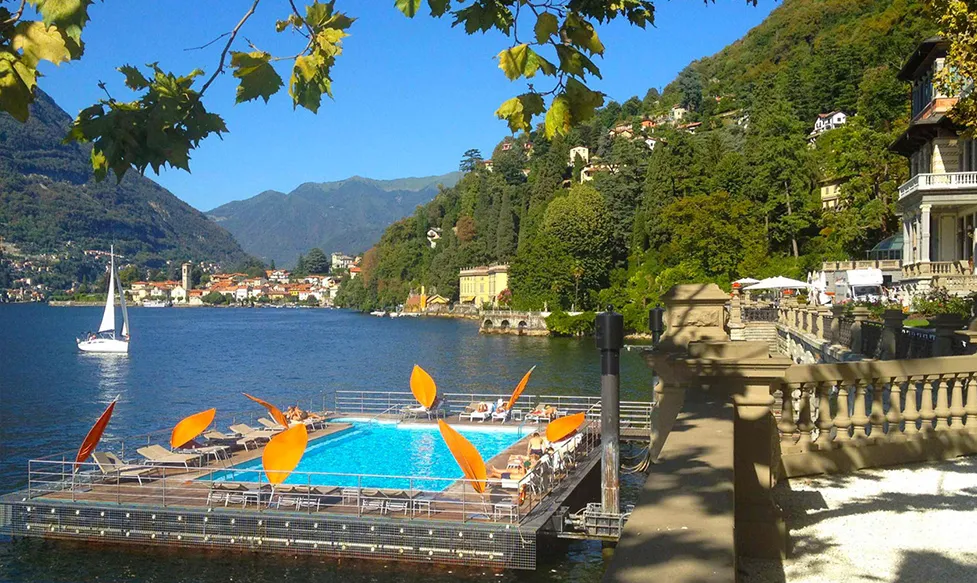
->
[740,456,977,583]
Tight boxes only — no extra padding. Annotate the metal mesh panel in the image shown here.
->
[4,499,537,570]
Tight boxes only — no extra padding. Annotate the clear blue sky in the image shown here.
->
[35,1,777,211]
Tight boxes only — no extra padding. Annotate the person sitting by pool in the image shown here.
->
[286,405,323,422]
[526,432,545,457]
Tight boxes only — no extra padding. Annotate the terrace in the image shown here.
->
[2,393,653,571]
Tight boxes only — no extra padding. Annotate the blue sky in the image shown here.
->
[34,1,777,211]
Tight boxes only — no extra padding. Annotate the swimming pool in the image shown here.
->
[202,419,526,491]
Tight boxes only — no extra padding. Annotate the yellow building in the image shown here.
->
[459,264,509,307]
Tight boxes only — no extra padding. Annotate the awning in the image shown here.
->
[460,296,476,303]
[744,276,811,291]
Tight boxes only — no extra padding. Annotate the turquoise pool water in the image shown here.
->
[202,419,526,491]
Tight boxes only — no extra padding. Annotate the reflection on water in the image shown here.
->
[0,305,655,583]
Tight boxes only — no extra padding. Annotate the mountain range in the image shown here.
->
[206,172,462,267]
[0,91,249,267]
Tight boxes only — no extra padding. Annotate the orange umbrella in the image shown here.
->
[505,365,536,411]
[546,412,586,443]
[410,365,437,408]
[437,420,486,494]
[170,408,216,449]
[243,393,289,428]
[262,423,308,485]
[75,398,118,465]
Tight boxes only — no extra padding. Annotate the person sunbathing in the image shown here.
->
[488,454,538,480]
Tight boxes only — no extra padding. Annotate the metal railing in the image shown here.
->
[25,422,601,527]
[742,307,779,322]
[333,391,653,433]
[861,321,883,358]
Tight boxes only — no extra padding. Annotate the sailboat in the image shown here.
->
[77,246,130,354]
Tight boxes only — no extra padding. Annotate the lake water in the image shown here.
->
[0,305,655,582]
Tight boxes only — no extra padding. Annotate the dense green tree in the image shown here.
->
[459,148,484,173]
[304,247,330,274]
[495,188,517,260]
[676,67,703,111]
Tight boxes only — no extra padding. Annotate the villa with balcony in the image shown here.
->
[892,38,977,296]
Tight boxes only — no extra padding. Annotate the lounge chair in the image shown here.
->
[257,417,286,431]
[203,429,255,451]
[382,490,411,515]
[175,439,230,462]
[91,452,156,485]
[360,489,384,513]
[228,423,279,442]
[401,398,448,421]
[491,407,511,423]
[525,406,564,423]
[467,402,494,422]
[136,445,201,469]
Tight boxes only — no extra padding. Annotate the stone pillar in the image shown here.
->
[932,313,966,357]
[921,204,932,263]
[657,284,731,351]
[879,308,907,359]
[818,305,832,341]
[850,306,871,353]
[684,341,794,559]
[903,215,912,265]
[729,286,745,342]
[830,304,846,345]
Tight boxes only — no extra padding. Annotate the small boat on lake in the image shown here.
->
[77,247,130,354]
[142,299,170,308]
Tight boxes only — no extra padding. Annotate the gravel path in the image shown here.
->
[740,456,977,583]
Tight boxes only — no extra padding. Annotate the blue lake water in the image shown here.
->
[205,420,526,490]
[0,304,655,582]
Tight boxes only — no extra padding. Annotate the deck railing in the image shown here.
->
[25,421,601,527]
[898,171,977,199]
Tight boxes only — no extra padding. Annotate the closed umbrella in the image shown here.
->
[733,277,761,286]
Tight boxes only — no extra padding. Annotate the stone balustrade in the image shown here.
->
[776,354,977,477]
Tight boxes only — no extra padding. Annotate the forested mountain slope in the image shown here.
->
[0,91,249,267]
[335,0,935,331]
[207,173,462,267]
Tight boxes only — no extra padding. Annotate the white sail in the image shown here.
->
[117,260,130,339]
[97,249,116,334]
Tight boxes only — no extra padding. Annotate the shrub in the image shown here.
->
[911,288,975,320]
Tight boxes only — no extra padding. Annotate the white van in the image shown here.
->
[836,269,884,303]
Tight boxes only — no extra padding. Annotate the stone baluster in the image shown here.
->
[869,379,886,441]
[903,379,920,436]
[950,374,966,430]
[934,375,951,431]
[879,309,907,360]
[818,306,832,341]
[886,378,905,442]
[814,382,834,449]
[850,306,870,353]
[919,376,936,434]
[729,286,743,325]
[833,383,852,442]
[778,384,797,451]
[850,380,870,440]
[795,384,814,450]
[830,305,845,346]
[965,377,977,434]
[791,299,800,330]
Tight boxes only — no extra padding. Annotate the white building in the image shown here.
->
[330,253,355,271]
[809,111,848,140]
[568,146,590,167]
[426,228,442,249]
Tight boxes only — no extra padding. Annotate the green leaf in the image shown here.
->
[30,0,92,44]
[563,13,604,55]
[117,64,149,90]
[12,21,72,68]
[565,78,604,124]
[290,53,331,113]
[534,12,558,44]
[276,14,304,32]
[230,51,283,104]
[495,92,545,133]
[0,51,36,122]
[428,0,450,17]
[554,45,601,79]
[497,44,555,81]
[395,0,422,17]
[545,94,571,138]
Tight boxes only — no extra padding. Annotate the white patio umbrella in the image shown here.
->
[743,276,811,291]
[733,277,761,286]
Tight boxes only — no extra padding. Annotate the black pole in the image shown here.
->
[596,305,623,514]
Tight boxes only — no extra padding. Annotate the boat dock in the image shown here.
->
[0,392,652,571]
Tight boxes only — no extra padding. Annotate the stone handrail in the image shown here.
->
[775,354,977,477]
[903,260,970,278]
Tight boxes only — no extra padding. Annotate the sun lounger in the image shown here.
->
[175,439,230,462]
[228,423,279,442]
[91,452,156,485]
[360,489,384,513]
[204,429,256,451]
[257,417,286,431]
[525,408,564,423]
[467,402,494,422]
[136,445,201,469]
[491,407,511,423]
[381,490,411,515]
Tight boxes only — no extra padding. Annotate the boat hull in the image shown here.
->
[77,338,129,353]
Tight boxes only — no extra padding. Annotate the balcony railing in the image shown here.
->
[898,172,977,199]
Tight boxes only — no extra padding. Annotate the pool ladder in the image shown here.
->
[367,404,401,425]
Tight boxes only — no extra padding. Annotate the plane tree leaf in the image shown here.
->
[12,21,72,68]
[498,44,555,81]
[495,92,545,133]
[395,0,422,18]
[534,12,558,44]
[231,51,283,104]
[545,94,571,138]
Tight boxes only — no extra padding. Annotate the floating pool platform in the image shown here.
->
[0,406,616,571]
